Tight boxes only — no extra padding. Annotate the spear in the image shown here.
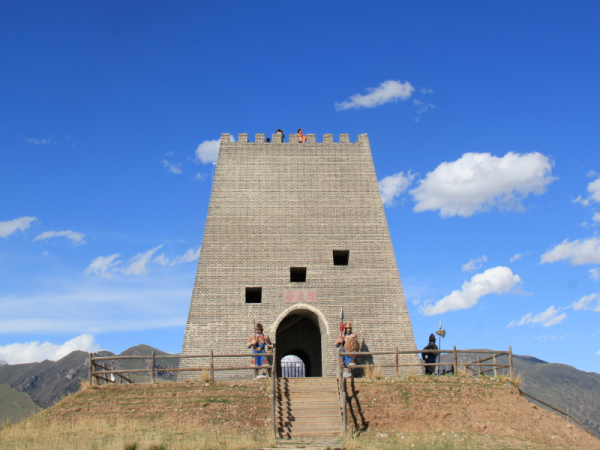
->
[340,308,344,333]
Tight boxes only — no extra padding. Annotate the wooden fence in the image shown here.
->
[338,346,514,378]
[88,350,274,385]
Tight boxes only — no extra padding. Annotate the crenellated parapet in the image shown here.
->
[220,133,369,145]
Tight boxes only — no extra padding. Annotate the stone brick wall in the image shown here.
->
[181,133,419,379]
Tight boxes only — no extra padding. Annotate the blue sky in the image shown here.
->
[1,1,599,372]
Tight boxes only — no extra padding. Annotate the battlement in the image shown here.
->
[220,133,369,145]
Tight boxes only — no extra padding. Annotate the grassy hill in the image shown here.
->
[1,376,598,449]
[438,350,600,439]
[0,383,40,425]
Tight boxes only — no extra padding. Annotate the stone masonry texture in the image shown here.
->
[180,133,419,379]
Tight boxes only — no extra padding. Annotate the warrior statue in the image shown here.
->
[335,321,359,367]
[247,323,271,379]
[421,333,438,375]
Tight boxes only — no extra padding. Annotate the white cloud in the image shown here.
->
[410,152,556,218]
[152,246,200,266]
[420,88,434,94]
[535,334,569,342]
[593,212,600,224]
[153,253,170,266]
[413,99,434,114]
[378,171,416,206]
[195,135,235,164]
[161,160,182,174]
[335,80,415,111]
[574,177,600,206]
[172,246,200,264]
[510,253,527,262]
[540,237,600,265]
[590,268,600,281]
[0,216,37,238]
[422,266,521,315]
[84,253,122,278]
[122,245,163,276]
[462,255,488,273]
[25,137,51,145]
[86,245,199,277]
[33,230,86,245]
[508,305,567,327]
[0,334,99,364]
[195,172,207,181]
[572,293,600,312]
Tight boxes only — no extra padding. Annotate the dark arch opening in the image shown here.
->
[276,313,322,377]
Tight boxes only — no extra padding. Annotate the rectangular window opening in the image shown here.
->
[245,287,262,303]
[333,250,350,266]
[290,267,307,282]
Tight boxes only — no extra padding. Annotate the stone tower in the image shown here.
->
[181,132,418,378]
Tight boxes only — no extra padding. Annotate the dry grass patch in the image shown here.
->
[0,417,274,450]
[363,364,383,380]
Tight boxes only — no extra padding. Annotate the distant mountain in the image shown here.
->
[0,344,179,425]
[0,360,8,366]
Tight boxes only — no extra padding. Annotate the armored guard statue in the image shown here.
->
[421,333,438,375]
[247,323,271,379]
[335,322,359,367]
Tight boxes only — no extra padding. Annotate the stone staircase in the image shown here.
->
[276,376,344,439]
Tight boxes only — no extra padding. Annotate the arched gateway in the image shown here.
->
[180,133,419,379]
[275,308,323,377]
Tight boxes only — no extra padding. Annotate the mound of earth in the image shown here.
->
[16,375,599,449]
[345,375,598,449]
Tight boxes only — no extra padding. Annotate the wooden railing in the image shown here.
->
[337,346,514,378]
[88,351,274,385]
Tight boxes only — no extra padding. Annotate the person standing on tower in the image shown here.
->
[276,129,284,143]
[297,128,307,143]
[247,323,271,379]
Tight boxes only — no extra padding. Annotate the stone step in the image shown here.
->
[277,408,342,419]
[278,427,342,432]
[278,428,343,438]
[276,396,340,406]
[277,416,342,426]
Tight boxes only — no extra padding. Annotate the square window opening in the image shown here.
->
[245,287,262,303]
[290,267,307,282]
[333,250,350,266]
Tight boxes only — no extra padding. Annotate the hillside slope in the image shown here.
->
[439,350,600,439]
[2,377,597,450]
[0,384,40,425]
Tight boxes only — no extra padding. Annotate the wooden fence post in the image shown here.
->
[210,349,214,382]
[271,347,277,440]
[477,356,481,375]
[493,355,497,377]
[509,346,514,379]
[453,346,457,375]
[394,347,399,377]
[150,351,156,384]
[88,352,93,386]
